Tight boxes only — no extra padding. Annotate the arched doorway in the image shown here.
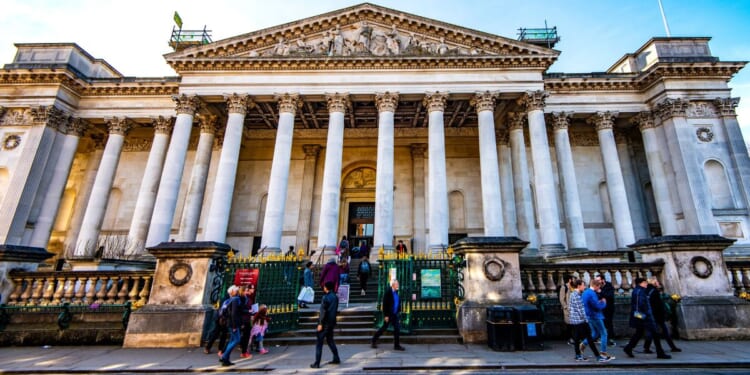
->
[340,165,376,251]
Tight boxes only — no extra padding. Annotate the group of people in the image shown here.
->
[560,273,681,363]
[204,284,271,367]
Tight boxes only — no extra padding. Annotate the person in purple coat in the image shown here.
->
[319,257,341,293]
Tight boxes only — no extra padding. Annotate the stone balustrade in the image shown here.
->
[727,260,750,296]
[5,270,152,306]
[520,261,665,297]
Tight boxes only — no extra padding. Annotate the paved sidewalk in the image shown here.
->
[0,340,748,374]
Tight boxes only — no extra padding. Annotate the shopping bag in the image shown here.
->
[298,286,314,303]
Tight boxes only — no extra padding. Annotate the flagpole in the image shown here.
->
[657,0,672,37]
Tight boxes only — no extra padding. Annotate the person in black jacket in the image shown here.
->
[622,278,671,359]
[642,278,682,353]
[311,281,341,368]
[595,274,616,346]
[371,279,405,351]
[219,285,242,366]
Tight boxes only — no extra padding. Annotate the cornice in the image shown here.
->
[0,70,179,97]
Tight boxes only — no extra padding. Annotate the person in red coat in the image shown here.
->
[319,257,341,292]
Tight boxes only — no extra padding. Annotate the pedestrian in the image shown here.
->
[581,279,614,360]
[311,281,342,368]
[642,277,682,353]
[371,279,406,351]
[219,285,242,366]
[239,285,256,358]
[204,297,229,355]
[299,261,314,308]
[320,257,341,293]
[622,278,671,359]
[357,255,372,296]
[339,259,349,285]
[395,240,408,254]
[284,245,295,284]
[359,241,370,259]
[249,304,271,355]
[569,279,611,362]
[559,274,575,345]
[338,236,350,261]
[595,273,617,347]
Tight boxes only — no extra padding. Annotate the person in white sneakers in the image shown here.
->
[569,279,612,363]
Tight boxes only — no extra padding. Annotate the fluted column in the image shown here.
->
[296,145,321,253]
[204,94,252,242]
[508,112,538,250]
[29,118,88,248]
[75,117,131,256]
[551,112,587,250]
[373,92,398,250]
[64,146,103,251]
[261,93,300,252]
[497,131,517,236]
[146,94,200,247]
[179,114,218,241]
[425,92,449,251]
[411,144,427,253]
[633,112,678,235]
[657,98,715,234]
[471,91,504,236]
[126,116,173,254]
[715,97,750,209]
[518,91,563,253]
[589,111,635,248]
[317,93,349,252]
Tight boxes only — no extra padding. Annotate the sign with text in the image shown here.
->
[337,284,350,306]
[234,268,259,289]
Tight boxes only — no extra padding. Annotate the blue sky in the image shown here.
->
[2,0,749,132]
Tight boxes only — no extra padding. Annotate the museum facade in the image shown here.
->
[0,3,748,265]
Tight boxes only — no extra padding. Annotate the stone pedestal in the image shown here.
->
[630,235,750,340]
[123,241,230,348]
[452,237,528,343]
[0,245,53,304]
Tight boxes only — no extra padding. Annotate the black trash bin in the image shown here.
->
[486,306,515,351]
[513,305,544,351]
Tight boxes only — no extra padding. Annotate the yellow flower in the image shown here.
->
[670,294,681,302]
[526,294,537,304]
[740,291,749,300]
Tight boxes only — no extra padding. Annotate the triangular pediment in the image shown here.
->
[165,3,559,71]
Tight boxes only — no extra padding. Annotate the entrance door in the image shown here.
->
[348,202,374,250]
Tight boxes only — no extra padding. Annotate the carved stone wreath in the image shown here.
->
[690,256,713,279]
[483,258,506,281]
[168,262,193,286]
[696,127,714,143]
[3,134,21,150]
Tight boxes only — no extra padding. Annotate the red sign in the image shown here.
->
[234,268,259,289]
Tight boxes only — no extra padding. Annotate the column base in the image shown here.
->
[676,296,750,340]
[539,243,566,257]
[123,304,213,348]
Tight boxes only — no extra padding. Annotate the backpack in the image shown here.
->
[360,261,370,273]
[218,298,232,322]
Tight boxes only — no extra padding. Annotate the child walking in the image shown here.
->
[249,305,271,355]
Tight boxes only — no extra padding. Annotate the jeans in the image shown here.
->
[220,328,241,363]
[586,318,608,353]
[573,322,601,358]
[314,325,340,365]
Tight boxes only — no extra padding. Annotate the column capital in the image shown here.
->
[517,90,548,112]
[588,111,619,131]
[410,143,427,158]
[225,93,253,115]
[172,94,202,115]
[495,129,509,144]
[67,117,90,137]
[197,114,219,134]
[152,116,174,135]
[325,93,350,113]
[507,111,526,131]
[105,116,132,136]
[375,92,399,112]
[424,91,449,113]
[550,111,572,130]
[632,111,656,131]
[30,105,67,129]
[714,97,740,117]
[470,91,498,113]
[275,93,301,114]
[656,98,689,120]
[303,144,321,158]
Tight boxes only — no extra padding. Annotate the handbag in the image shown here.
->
[633,291,645,319]
[297,286,314,303]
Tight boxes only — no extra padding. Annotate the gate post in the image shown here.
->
[123,241,230,348]
[453,237,527,343]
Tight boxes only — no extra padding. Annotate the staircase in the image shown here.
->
[345,257,378,304]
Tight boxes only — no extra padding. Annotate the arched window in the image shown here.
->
[704,160,733,209]
[449,190,465,231]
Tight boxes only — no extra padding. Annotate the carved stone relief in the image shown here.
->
[343,167,376,189]
[688,101,717,118]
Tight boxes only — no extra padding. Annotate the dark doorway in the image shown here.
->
[348,202,374,251]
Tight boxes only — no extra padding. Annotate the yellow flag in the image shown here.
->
[173,11,183,29]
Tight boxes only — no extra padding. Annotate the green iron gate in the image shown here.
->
[375,249,462,333]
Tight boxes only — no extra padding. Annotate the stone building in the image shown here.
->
[0,3,748,266]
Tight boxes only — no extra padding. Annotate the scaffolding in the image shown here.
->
[169,25,213,51]
[517,26,560,48]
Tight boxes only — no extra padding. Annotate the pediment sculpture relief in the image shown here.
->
[343,167,377,189]
[248,21,485,58]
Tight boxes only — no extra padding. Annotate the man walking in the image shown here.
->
[219,285,241,367]
[623,278,671,359]
[642,277,681,354]
[581,279,614,360]
[371,279,405,351]
[569,279,611,363]
[311,281,341,368]
[595,274,616,347]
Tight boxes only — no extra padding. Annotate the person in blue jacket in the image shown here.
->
[580,278,614,360]
[623,278,671,359]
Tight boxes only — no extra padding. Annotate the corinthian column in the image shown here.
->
[373,92,398,250]
[497,130,517,236]
[146,94,200,247]
[317,93,349,253]
[471,91,504,236]
[411,143,427,253]
[179,114,218,241]
[127,116,173,254]
[508,112,538,250]
[425,92,449,252]
[296,145,320,253]
[633,112,678,235]
[518,91,563,254]
[204,94,252,242]
[29,118,88,248]
[589,111,635,248]
[75,117,131,257]
[551,112,587,250]
[261,93,300,252]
